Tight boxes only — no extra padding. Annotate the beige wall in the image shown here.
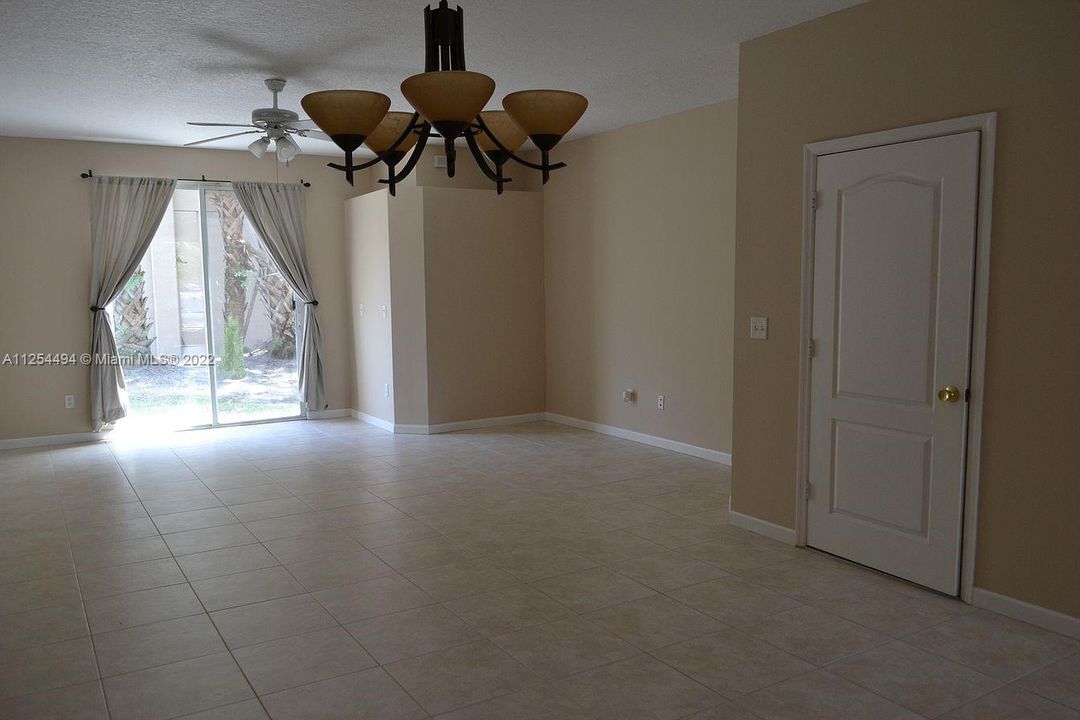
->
[423,187,545,425]
[0,137,357,441]
[344,183,545,428]
[345,191,394,423]
[542,102,738,453]
[732,0,1080,616]
[386,186,430,427]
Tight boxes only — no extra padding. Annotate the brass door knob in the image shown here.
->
[938,386,961,403]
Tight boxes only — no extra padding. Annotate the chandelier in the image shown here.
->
[300,0,588,194]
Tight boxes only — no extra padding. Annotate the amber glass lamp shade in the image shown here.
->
[363,112,420,164]
[503,90,588,151]
[476,111,527,154]
[300,90,391,153]
[400,71,495,139]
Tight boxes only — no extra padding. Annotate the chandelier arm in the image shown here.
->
[474,116,567,174]
[378,121,433,186]
[463,131,512,195]
[327,156,385,173]
[382,113,425,196]
[326,112,426,175]
[463,132,501,183]
[389,112,423,153]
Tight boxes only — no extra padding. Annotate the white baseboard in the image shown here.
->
[393,423,430,435]
[729,509,797,545]
[971,587,1080,640]
[351,410,545,436]
[350,410,395,433]
[543,412,731,466]
[307,408,351,420]
[0,431,110,451]
[428,413,545,434]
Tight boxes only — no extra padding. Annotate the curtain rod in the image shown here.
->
[79,170,311,187]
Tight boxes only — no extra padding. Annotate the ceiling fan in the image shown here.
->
[185,78,332,162]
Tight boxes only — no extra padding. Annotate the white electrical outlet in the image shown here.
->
[380,304,388,319]
[64,395,75,409]
[622,389,636,403]
[358,303,365,317]
[750,316,769,340]
[384,383,391,398]
[657,395,665,410]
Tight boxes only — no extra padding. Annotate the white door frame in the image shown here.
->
[795,113,996,602]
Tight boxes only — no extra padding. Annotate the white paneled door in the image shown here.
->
[807,132,981,594]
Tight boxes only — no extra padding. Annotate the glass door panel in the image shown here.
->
[203,187,302,424]
[118,187,214,429]
[117,184,301,431]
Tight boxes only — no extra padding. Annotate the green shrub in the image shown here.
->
[220,316,246,379]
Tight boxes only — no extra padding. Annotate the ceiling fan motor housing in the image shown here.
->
[252,107,300,127]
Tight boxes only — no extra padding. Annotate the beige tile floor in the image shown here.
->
[0,419,1076,719]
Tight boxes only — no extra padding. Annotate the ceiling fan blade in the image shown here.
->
[184,130,261,147]
[297,130,333,142]
[187,122,257,128]
[291,118,317,125]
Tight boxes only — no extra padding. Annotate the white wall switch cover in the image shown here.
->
[750,316,769,340]
[64,395,75,409]
[434,155,448,168]
[622,389,636,403]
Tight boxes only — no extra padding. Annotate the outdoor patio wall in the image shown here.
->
[732,0,1080,617]
[0,136,358,441]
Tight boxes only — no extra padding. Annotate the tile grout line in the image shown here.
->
[10,421,1076,719]
[173,434,442,719]
[52,447,114,719]
[198,446,1080,716]
[90,441,273,720]
[215,421,621,716]
[274,418,468,716]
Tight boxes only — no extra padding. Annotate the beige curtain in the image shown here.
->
[89,176,176,431]
[231,181,326,412]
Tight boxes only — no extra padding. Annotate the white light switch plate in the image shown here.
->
[750,316,769,340]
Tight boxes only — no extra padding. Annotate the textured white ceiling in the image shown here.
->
[0,0,867,155]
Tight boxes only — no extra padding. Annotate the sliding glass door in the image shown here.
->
[119,183,301,429]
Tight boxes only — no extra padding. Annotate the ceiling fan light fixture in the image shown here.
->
[503,90,588,151]
[400,71,495,139]
[300,90,391,152]
[247,136,271,158]
[275,135,300,163]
